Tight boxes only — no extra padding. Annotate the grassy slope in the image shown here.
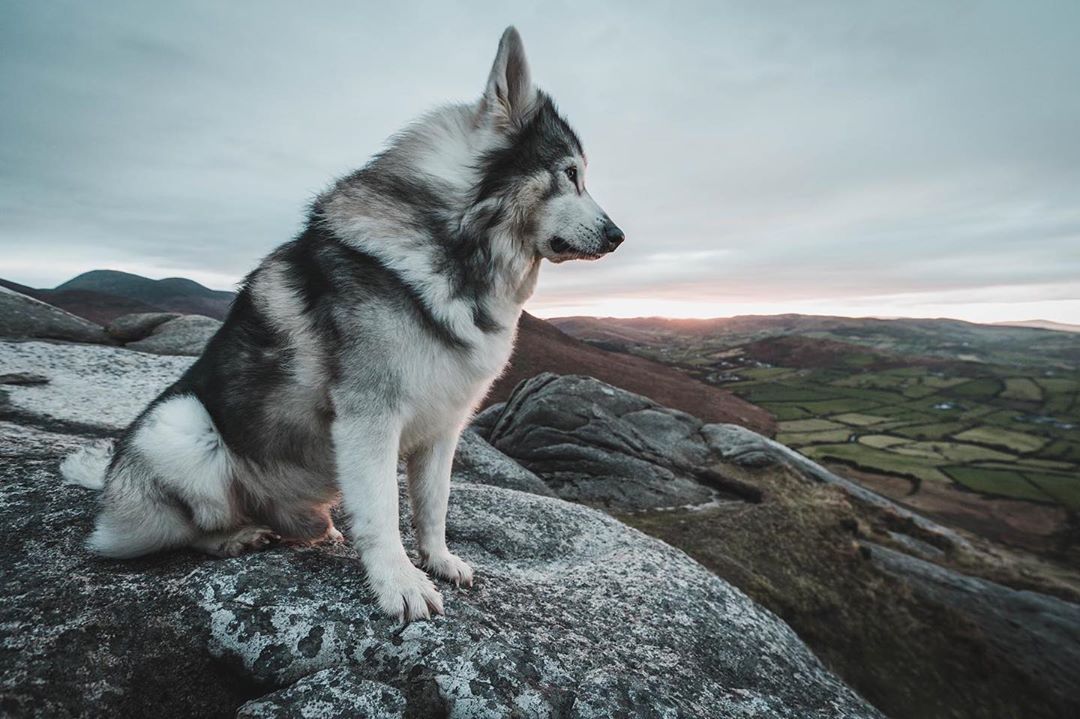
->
[620,460,1072,719]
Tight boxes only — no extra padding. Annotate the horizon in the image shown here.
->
[8,266,1080,329]
[3,2,1079,324]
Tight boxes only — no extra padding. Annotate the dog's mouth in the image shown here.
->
[549,236,572,254]
[548,236,605,262]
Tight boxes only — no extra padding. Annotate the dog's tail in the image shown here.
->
[60,442,114,491]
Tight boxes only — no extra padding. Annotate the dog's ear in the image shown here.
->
[481,26,537,130]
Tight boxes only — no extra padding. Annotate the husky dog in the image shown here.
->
[61,27,623,620]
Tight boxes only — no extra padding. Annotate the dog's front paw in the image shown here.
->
[423,550,474,588]
[366,555,444,622]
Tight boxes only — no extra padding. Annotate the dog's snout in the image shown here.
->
[603,220,625,251]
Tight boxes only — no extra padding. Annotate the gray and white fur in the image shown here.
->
[61,27,624,621]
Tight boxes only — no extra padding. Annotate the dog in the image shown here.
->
[60,27,623,621]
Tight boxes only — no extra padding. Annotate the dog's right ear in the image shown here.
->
[481,26,538,131]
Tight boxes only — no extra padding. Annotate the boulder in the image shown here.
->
[482,374,763,510]
[106,311,183,341]
[480,372,1080,719]
[0,285,108,344]
[126,314,222,356]
[0,340,193,432]
[0,341,880,718]
[453,428,556,497]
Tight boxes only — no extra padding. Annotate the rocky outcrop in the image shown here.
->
[868,543,1080,712]
[479,372,1080,719]
[0,285,109,344]
[125,314,222,356]
[0,284,219,356]
[106,311,183,341]
[0,341,879,718]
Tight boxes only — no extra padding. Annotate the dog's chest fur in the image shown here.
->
[395,306,520,452]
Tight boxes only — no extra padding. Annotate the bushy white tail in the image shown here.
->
[60,443,114,490]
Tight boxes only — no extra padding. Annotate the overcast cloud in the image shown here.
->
[2,0,1079,322]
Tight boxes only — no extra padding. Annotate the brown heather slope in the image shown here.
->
[488,313,776,436]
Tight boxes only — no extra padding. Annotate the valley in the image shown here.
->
[552,315,1080,554]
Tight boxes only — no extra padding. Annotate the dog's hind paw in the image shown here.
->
[195,526,279,558]
[423,551,474,588]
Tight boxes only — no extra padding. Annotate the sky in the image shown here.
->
[2,0,1079,323]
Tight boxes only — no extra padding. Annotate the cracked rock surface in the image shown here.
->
[0,341,879,718]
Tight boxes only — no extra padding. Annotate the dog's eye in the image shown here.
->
[564,166,578,185]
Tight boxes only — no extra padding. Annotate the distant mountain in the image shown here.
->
[995,319,1080,334]
[55,270,236,320]
[0,278,152,325]
[551,313,1080,370]
[0,271,236,323]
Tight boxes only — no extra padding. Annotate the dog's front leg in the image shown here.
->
[407,431,474,587]
[332,413,443,621]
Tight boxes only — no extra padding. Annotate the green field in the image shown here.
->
[563,317,1080,512]
[733,365,1080,509]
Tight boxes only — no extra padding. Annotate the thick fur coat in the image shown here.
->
[62,27,623,621]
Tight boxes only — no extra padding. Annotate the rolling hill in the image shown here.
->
[54,270,236,320]
[552,314,1080,370]
[552,314,1080,554]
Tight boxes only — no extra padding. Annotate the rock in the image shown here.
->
[484,374,761,510]
[236,668,407,718]
[469,401,504,437]
[0,372,48,386]
[0,340,193,432]
[453,429,555,497]
[700,423,971,550]
[868,543,1080,712]
[0,341,880,718]
[106,311,182,341]
[125,314,222,356]
[482,372,1080,719]
[0,421,878,718]
[486,373,966,548]
[0,285,109,344]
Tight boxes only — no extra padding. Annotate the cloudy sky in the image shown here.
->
[2,1,1079,322]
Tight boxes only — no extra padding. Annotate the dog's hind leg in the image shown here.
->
[89,395,243,559]
[89,488,198,559]
[266,504,342,546]
[189,525,279,557]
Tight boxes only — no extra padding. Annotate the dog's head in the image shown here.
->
[475,28,624,263]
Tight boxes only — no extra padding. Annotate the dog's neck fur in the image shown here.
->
[319,101,539,346]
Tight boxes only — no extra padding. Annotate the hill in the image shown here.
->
[1,273,234,323]
[552,314,1080,370]
[54,270,235,320]
[996,319,1080,334]
[487,313,775,435]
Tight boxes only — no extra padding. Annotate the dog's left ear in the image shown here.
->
[481,26,537,130]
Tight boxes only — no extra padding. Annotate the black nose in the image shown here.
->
[603,220,625,251]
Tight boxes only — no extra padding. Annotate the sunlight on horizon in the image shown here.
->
[528,296,1080,325]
